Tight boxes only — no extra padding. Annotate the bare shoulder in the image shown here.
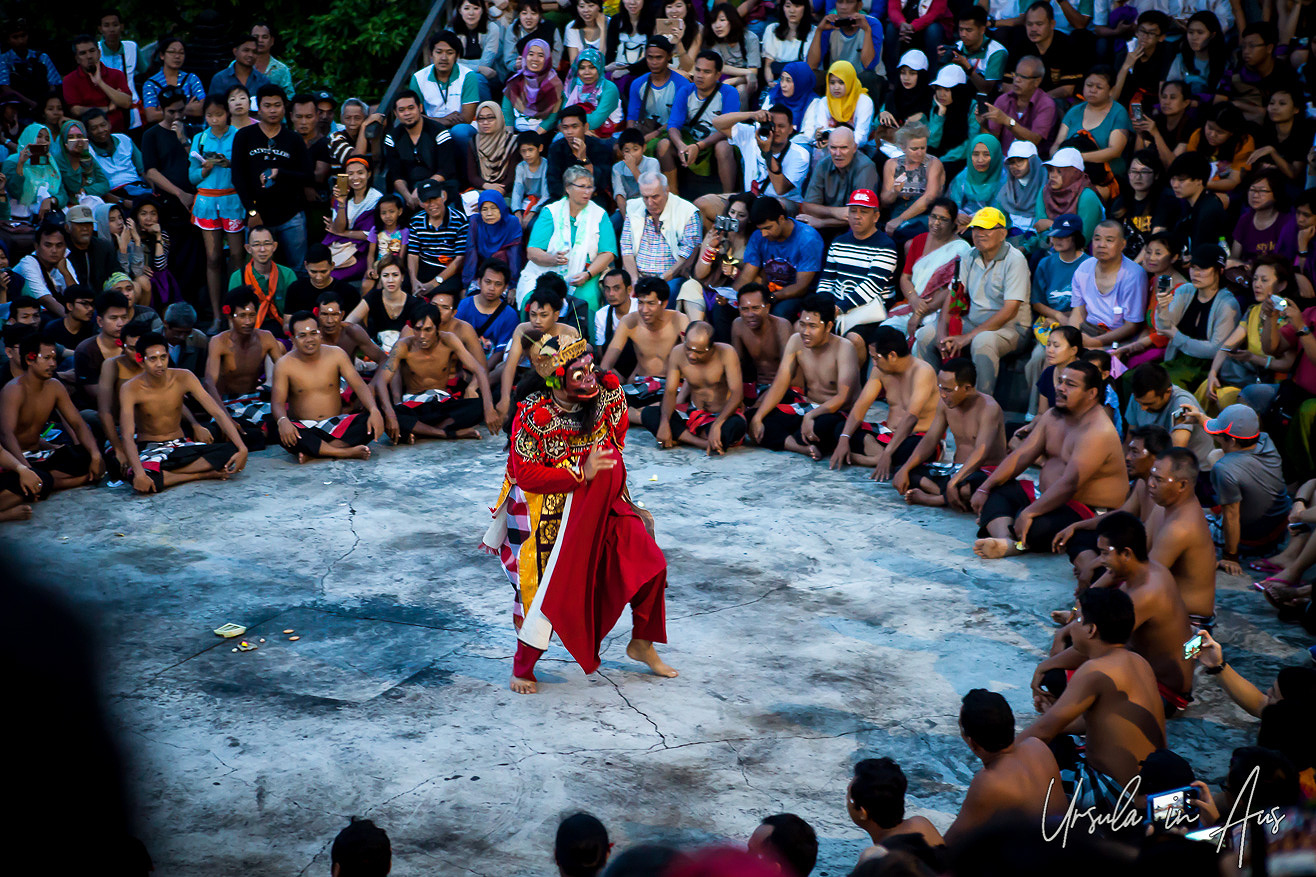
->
[770,315,792,339]
[618,311,641,329]
[672,311,691,333]
[438,330,463,350]
[730,317,746,340]
[208,331,231,353]
[258,329,282,354]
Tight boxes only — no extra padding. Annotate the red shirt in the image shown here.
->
[62,64,131,132]
[1279,306,1316,395]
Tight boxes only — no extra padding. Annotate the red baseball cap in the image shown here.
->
[847,189,879,208]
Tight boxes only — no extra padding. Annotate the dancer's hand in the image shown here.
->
[583,445,617,480]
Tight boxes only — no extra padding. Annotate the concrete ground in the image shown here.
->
[2,426,1308,876]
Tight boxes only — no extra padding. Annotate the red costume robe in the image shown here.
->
[481,380,668,676]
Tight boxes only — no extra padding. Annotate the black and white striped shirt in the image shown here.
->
[408,206,469,271]
[816,230,898,312]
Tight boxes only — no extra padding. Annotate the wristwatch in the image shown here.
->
[1299,325,1313,336]
[1205,662,1227,676]
[1008,118,1017,128]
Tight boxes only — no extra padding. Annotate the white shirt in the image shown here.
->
[594,298,637,347]
[762,25,815,66]
[16,254,79,302]
[729,123,811,200]
[798,94,875,148]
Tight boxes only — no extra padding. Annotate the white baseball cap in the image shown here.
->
[1043,147,1085,172]
[930,64,967,89]
[1006,140,1039,161]
[898,49,929,72]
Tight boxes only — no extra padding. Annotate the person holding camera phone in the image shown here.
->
[3,124,62,222]
[189,96,245,333]
[806,0,877,86]
[946,7,1008,96]
[1203,259,1298,412]
[676,194,752,328]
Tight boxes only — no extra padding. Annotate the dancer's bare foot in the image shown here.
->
[510,675,538,694]
[904,488,946,507]
[626,639,678,677]
[0,504,33,521]
[1050,608,1077,626]
[347,445,371,460]
[454,427,481,439]
[973,537,1020,559]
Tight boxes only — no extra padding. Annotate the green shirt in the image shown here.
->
[527,206,619,321]
[229,263,298,314]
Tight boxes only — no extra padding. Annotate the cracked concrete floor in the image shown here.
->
[2,428,1310,876]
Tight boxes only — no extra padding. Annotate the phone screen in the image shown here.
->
[1147,786,1196,828]
[1183,633,1204,660]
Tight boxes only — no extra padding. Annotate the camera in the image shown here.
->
[713,216,741,233]
[1271,294,1289,309]
[758,121,774,138]
[835,16,855,26]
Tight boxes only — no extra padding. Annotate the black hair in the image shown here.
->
[1258,699,1316,771]
[157,86,185,108]
[1061,359,1102,394]
[1167,151,1210,184]
[231,30,258,49]
[758,814,818,877]
[737,282,771,305]
[451,0,491,36]
[71,33,97,51]
[851,758,907,828]
[1156,445,1200,481]
[428,29,463,55]
[634,277,668,301]
[960,689,1014,752]
[479,257,512,284]
[799,293,836,327]
[705,3,748,50]
[255,83,286,105]
[80,107,108,126]
[287,310,318,334]
[36,222,67,245]
[601,266,630,287]
[94,290,132,315]
[1130,362,1172,397]
[304,243,333,266]
[289,91,317,110]
[1096,510,1150,562]
[772,0,814,43]
[1177,12,1225,89]
[1077,587,1135,645]
[373,193,406,229]
[411,302,443,328]
[940,356,977,387]
[224,286,260,312]
[1129,147,1162,178]
[225,84,251,107]
[17,333,55,365]
[767,102,794,124]
[202,95,230,116]
[869,325,910,358]
[554,813,610,877]
[516,129,544,151]
[559,104,588,125]
[1226,746,1300,810]
[331,817,392,877]
[1128,424,1171,457]
[313,291,344,311]
[1242,20,1278,46]
[696,48,725,71]
[617,127,645,149]
[1049,325,1082,351]
[1137,9,1170,32]
[1025,0,1053,19]
[527,287,565,312]
[1276,666,1316,704]
[121,319,153,346]
[749,195,786,227]
[958,5,988,26]
[393,88,423,110]
[61,284,96,306]
[9,295,41,314]
[2,323,36,348]
[930,196,958,219]
[1084,64,1116,90]
[135,330,168,356]
[1242,166,1290,211]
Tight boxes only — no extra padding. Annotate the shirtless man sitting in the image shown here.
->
[847,757,944,861]
[372,303,497,442]
[828,326,938,479]
[204,288,286,448]
[97,319,155,478]
[943,689,1066,844]
[601,277,690,424]
[0,335,103,501]
[750,294,859,460]
[1017,587,1167,813]
[314,291,387,369]
[119,332,249,494]
[1038,512,1196,717]
[730,284,791,411]
[971,361,1128,558]
[494,287,581,433]
[641,321,746,455]
[1052,426,1171,590]
[272,311,385,462]
[893,358,1006,509]
[428,286,497,403]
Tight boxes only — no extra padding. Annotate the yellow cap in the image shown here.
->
[966,207,1007,230]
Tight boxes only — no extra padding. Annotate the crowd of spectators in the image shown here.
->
[1,2,1316,873]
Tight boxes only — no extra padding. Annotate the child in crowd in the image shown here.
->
[510,130,548,231]
[363,194,408,294]
[611,127,660,212]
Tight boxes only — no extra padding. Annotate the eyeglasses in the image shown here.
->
[1136,27,1161,37]
[1128,168,1154,176]
[1248,186,1272,195]
[569,182,596,191]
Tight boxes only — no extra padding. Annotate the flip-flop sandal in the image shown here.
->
[1249,559,1284,574]
[1257,579,1302,611]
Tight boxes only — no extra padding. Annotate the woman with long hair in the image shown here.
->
[1132,79,1195,169]
[703,4,761,109]
[500,0,563,79]
[450,0,505,93]
[345,255,422,351]
[502,39,564,134]
[1231,168,1298,264]
[605,0,652,90]
[1109,149,1175,258]
[1154,244,1240,390]
[324,156,384,283]
[663,0,703,74]
[924,64,976,173]
[762,0,814,90]
[1165,11,1226,105]
[226,85,255,129]
[1203,257,1299,411]
[564,0,607,64]
[1252,88,1316,183]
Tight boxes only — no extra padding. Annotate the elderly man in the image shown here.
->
[162,303,208,378]
[63,206,118,295]
[62,34,132,132]
[815,190,898,333]
[982,54,1056,152]
[1068,221,1147,350]
[914,207,1031,395]
[620,172,702,305]
[656,51,740,196]
[798,129,880,231]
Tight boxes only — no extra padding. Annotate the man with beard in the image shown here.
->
[271,311,384,462]
[731,284,792,411]
[0,335,102,499]
[372,303,497,442]
[204,288,285,447]
[971,360,1127,558]
[642,321,746,455]
[481,332,677,694]
[119,332,248,493]
[893,358,1007,509]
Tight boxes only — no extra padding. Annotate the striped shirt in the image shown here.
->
[409,207,469,271]
[620,211,702,277]
[816,230,898,312]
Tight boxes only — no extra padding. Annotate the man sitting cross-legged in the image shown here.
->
[1037,512,1196,718]
[1016,587,1166,814]
[0,335,103,501]
[271,311,385,463]
[373,303,497,443]
[943,688,1066,844]
[971,360,1127,558]
[314,291,387,369]
[749,294,859,460]
[203,287,286,450]
[119,332,249,494]
[828,326,937,480]
[600,277,690,424]
[893,357,1007,509]
[642,321,746,456]
[730,284,792,414]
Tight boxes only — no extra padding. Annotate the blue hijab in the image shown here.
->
[474,190,521,256]
[768,62,816,128]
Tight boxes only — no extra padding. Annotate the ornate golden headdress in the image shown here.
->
[530,333,588,383]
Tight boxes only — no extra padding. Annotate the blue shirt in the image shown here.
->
[0,49,61,88]
[208,62,272,99]
[1030,252,1090,313]
[744,219,825,290]
[456,296,521,355]
[142,70,207,109]
[625,71,689,123]
[668,82,740,136]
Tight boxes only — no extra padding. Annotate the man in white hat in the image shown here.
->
[913,207,1031,395]
[981,54,1056,151]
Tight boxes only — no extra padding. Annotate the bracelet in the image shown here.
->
[1265,355,1273,368]
[1205,661,1227,676]
[1222,551,1239,562]
[839,433,850,439]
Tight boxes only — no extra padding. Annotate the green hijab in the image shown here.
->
[957,133,1004,208]
[55,120,98,190]
[14,123,63,211]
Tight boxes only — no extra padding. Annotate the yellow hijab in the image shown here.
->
[825,61,866,124]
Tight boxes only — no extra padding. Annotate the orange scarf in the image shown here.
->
[243,261,283,329]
